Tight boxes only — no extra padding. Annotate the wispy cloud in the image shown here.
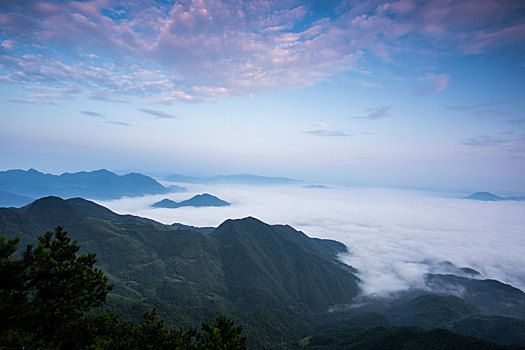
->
[446,98,516,112]
[472,110,507,118]
[460,135,507,147]
[139,108,178,120]
[353,106,392,120]
[81,111,105,118]
[413,73,450,96]
[508,119,525,125]
[9,97,56,105]
[106,120,130,127]
[306,130,351,137]
[79,111,128,127]
[1,39,15,50]
[0,1,523,102]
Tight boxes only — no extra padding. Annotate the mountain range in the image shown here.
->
[0,169,185,204]
[1,197,524,348]
[152,193,230,208]
[163,173,298,185]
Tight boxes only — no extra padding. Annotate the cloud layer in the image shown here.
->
[96,184,525,297]
[1,0,524,102]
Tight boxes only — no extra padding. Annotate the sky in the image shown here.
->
[96,183,525,297]
[1,0,525,192]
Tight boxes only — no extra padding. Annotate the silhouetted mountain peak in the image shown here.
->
[464,192,505,201]
[152,193,230,208]
[463,192,525,201]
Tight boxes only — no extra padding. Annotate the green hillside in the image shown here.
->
[0,196,358,348]
[2,196,525,349]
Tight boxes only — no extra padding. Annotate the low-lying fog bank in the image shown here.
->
[95,183,525,297]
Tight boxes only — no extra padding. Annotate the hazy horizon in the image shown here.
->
[2,166,525,197]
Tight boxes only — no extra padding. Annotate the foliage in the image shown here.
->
[0,227,112,348]
[2,198,525,348]
[0,227,246,349]
[303,326,523,349]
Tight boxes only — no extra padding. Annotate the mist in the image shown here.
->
[95,184,525,297]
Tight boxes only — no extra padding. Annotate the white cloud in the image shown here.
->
[96,184,525,297]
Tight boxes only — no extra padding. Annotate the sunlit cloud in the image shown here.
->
[0,0,523,103]
[9,97,56,104]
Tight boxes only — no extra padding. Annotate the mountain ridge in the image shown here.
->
[0,168,186,201]
[163,173,298,185]
[0,196,359,347]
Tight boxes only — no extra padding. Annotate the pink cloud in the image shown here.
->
[0,0,523,102]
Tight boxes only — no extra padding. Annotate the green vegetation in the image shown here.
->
[1,197,525,349]
[0,197,358,348]
[386,295,479,328]
[0,227,246,349]
[302,326,523,349]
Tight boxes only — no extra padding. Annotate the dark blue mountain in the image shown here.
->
[0,190,34,207]
[303,184,329,189]
[0,168,185,200]
[463,192,525,201]
[152,193,230,208]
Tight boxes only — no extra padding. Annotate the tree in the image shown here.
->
[1,227,113,348]
[1,227,246,349]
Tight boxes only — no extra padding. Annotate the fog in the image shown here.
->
[95,184,525,297]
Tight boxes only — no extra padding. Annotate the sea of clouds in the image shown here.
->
[95,183,525,297]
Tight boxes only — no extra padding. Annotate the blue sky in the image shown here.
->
[1,0,524,192]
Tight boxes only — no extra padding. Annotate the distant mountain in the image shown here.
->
[163,173,298,185]
[303,185,328,189]
[152,193,230,208]
[0,190,33,207]
[463,192,525,201]
[0,168,186,200]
